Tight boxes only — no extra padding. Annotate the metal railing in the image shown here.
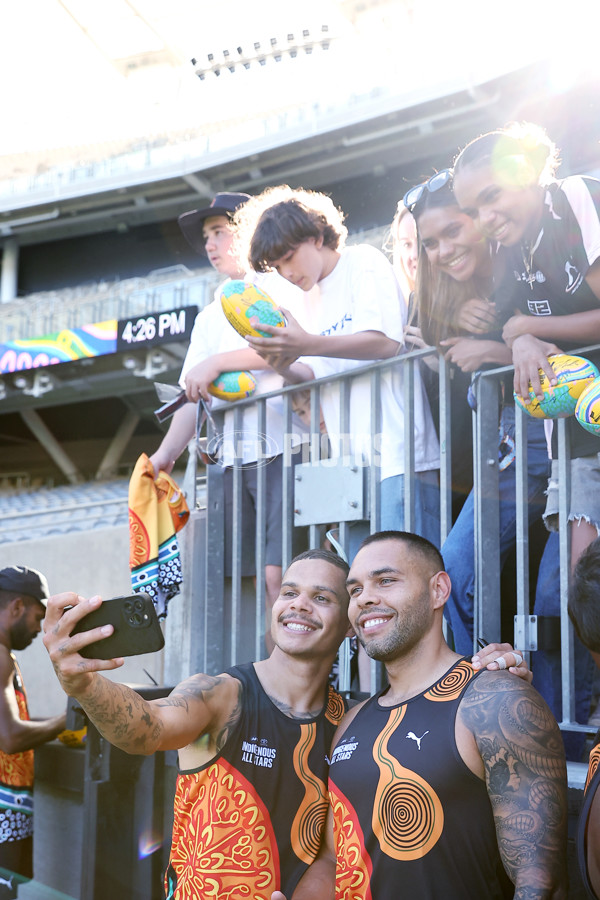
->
[187,345,598,745]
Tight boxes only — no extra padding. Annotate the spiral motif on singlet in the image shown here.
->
[586,743,600,794]
[325,686,346,725]
[423,659,475,702]
[371,706,443,860]
[291,724,329,863]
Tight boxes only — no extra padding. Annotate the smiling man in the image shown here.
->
[280,531,568,900]
[42,549,351,900]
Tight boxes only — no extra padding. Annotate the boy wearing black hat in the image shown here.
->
[0,566,66,893]
[149,193,309,650]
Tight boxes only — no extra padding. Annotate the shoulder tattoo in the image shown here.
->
[460,673,567,897]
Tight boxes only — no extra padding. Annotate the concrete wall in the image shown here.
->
[0,526,165,718]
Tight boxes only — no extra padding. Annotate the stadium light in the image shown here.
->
[191,24,336,80]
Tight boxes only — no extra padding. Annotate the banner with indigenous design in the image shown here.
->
[0,321,117,373]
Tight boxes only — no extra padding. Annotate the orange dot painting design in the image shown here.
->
[371,706,443,860]
[167,759,279,899]
[0,675,33,788]
[129,508,150,568]
[325,686,346,726]
[330,783,373,900]
[586,743,600,795]
[424,659,475,702]
[291,723,329,864]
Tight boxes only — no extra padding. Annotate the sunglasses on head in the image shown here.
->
[402,168,454,212]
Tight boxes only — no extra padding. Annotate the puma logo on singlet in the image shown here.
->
[406,730,429,750]
[0,875,12,888]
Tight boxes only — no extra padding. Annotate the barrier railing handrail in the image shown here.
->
[196,342,600,749]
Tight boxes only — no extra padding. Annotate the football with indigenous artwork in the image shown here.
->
[575,377,600,436]
[220,280,286,338]
[208,370,257,401]
[513,354,600,419]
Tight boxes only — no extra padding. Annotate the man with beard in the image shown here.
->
[0,566,66,894]
[276,531,568,900]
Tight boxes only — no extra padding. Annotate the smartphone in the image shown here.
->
[71,593,164,659]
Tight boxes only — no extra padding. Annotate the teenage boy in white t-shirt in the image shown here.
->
[239,186,440,553]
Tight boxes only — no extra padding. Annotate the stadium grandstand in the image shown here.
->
[1,0,599,896]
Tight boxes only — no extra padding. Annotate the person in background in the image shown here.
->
[452,121,600,755]
[407,170,550,661]
[568,536,600,898]
[237,185,441,552]
[453,121,600,572]
[385,200,419,304]
[149,192,308,652]
[0,566,66,897]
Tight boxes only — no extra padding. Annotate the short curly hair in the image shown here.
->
[232,185,347,273]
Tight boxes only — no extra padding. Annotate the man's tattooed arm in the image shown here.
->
[74,672,242,756]
[42,593,243,756]
[459,671,568,900]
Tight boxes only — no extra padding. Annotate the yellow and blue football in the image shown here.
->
[220,280,286,339]
[575,377,600,436]
[208,370,257,402]
[513,353,600,419]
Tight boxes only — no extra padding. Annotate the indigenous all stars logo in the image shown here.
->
[331,736,359,763]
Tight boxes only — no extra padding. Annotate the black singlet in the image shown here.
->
[165,662,346,899]
[328,658,513,899]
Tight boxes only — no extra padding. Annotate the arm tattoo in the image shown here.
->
[460,673,567,899]
[158,673,243,752]
[80,673,242,755]
[80,678,164,754]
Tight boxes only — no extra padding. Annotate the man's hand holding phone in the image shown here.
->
[43,593,124,697]
[43,592,164,698]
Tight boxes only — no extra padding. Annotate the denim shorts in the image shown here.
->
[544,453,600,534]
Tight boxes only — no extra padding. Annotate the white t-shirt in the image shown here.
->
[301,244,440,481]
[180,271,307,466]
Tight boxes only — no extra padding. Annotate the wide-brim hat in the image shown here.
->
[0,565,49,606]
[178,192,251,254]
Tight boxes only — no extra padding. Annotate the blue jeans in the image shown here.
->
[532,530,594,761]
[442,410,550,655]
[348,469,441,561]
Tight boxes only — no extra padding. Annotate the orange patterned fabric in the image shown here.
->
[166,759,279,899]
[329,660,511,899]
[586,741,600,795]
[0,659,33,790]
[128,452,190,616]
[423,659,474,702]
[291,723,329,864]
[370,706,443,861]
[165,664,347,899]
[330,783,373,900]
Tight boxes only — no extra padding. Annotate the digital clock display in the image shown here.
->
[116,305,197,352]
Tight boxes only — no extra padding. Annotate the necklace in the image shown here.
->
[521,241,536,290]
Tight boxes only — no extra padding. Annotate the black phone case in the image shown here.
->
[72,593,164,659]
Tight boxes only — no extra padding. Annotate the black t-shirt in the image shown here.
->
[494,176,600,459]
